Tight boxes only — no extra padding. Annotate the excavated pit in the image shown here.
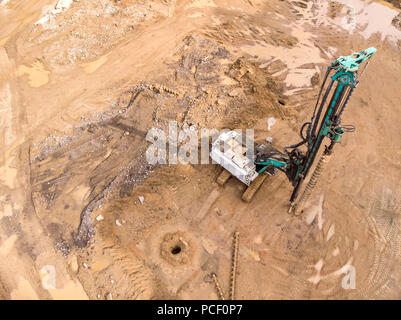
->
[160,232,194,266]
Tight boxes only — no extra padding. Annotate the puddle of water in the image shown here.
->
[286,69,318,88]
[309,256,355,286]
[334,0,401,44]
[241,24,325,91]
[80,54,109,74]
[308,258,324,285]
[305,194,324,230]
[326,223,335,241]
[270,0,401,91]
[17,61,50,87]
[315,258,324,272]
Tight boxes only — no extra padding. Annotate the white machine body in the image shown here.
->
[210,131,258,186]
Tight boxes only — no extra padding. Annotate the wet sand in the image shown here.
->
[0,0,400,299]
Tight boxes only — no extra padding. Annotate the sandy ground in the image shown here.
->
[0,0,400,299]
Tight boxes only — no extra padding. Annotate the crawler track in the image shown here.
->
[242,174,268,203]
[217,169,231,186]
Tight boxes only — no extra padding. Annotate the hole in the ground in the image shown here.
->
[278,99,286,106]
[171,245,182,255]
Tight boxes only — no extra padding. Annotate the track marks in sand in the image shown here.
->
[101,239,155,299]
[359,189,401,298]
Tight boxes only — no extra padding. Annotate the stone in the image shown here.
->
[228,88,242,97]
[249,251,261,261]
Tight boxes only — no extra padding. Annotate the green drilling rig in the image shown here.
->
[210,47,377,214]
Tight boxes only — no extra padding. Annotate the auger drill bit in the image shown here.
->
[289,149,332,215]
[230,231,240,300]
[211,273,225,300]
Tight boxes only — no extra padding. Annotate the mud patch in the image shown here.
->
[16,61,50,87]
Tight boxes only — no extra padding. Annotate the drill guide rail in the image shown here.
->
[210,47,376,206]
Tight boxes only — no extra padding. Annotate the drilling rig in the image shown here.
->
[210,47,376,214]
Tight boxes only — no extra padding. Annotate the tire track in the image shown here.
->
[359,190,401,298]
[101,238,155,299]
